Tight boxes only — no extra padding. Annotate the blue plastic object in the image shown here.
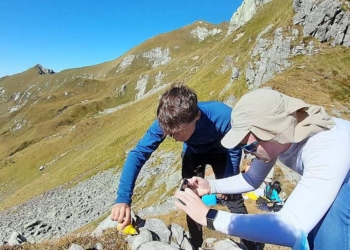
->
[202,194,217,206]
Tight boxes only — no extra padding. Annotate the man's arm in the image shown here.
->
[210,159,276,194]
[115,120,165,205]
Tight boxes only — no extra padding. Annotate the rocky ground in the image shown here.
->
[0,151,180,245]
[0,169,118,244]
[0,149,297,248]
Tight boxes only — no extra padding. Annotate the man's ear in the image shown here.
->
[196,111,201,121]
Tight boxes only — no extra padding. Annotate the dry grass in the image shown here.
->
[0,228,128,250]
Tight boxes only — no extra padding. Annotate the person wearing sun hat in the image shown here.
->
[174,88,350,250]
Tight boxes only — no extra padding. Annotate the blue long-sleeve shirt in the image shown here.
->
[115,101,242,205]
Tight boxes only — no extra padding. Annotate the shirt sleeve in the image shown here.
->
[211,156,301,247]
[213,128,350,247]
[115,120,165,205]
[281,131,350,233]
[210,159,276,194]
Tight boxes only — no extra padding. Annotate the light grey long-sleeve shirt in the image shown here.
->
[209,118,350,249]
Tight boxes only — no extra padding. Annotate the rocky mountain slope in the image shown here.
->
[1,0,350,248]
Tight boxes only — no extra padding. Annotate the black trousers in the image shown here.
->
[181,152,248,248]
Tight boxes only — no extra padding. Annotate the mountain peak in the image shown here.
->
[35,64,55,75]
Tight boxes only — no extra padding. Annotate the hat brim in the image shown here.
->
[221,128,250,149]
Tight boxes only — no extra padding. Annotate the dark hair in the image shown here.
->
[271,181,282,194]
[157,82,199,136]
[266,181,282,200]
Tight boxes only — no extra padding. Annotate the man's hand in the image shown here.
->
[216,194,229,201]
[187,177,211,196]
[110,203,131,230]
[174,188,209,226]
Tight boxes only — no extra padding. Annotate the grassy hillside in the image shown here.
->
[0,19,231,209]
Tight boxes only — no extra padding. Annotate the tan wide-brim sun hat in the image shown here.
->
[222,88,335,148]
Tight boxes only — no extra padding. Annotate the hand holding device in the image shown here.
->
[180,178,188,191]
[176,178,189,205]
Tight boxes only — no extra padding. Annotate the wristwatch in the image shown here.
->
[206,209,218,230]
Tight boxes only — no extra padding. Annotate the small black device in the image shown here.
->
[180,178,188,191]
[175,179,189,206]
[206,209,218,230]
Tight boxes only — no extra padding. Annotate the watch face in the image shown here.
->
[207,209,218,220]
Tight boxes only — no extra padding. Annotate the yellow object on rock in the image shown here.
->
[245,192,259,201]
[117,224,138,235]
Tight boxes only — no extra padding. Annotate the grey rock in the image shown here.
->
[8,232,27,246]
[46,210,57,219]
[126,234,137,245]
[222,57,234,73]
[0,150,179,244]
[277,160,301,184]
[293,0,350,47]
[138,241,180,250]
[245,62,256,86]
[180,237,195,250]
[141,218,171,243]
[204,237,217,249]
[0,169,119,243]
[36,64,55,75]
[246,27,292,89]
[24,220,41,230]
[170,242,181,248]
[26,235,36,244]
[214,239,242,250]
[332,109,342,117]
[292,0,303,12]
[131,230,153,250]
[231,67,240,80]
[68,243,84,250]
[91,216,118,237]
[224,96,236,108]
[228,0,273,35]
[169,223,184,246]
[142,47,171,68]
[191,26,222,42]
[95,242,103,250]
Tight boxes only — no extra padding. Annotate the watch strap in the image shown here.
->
[206,209,218,230]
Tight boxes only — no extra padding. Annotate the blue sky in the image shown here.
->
[0,1,243,77]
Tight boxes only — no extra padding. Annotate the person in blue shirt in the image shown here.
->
[266,181,283,203]
[111,83,254,249]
